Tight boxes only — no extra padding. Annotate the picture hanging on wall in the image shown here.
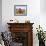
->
[14,5,27,16]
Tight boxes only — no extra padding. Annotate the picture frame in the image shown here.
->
[14,5,27,16]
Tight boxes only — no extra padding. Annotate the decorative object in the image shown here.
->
[8,19,19,23]
[10,20,13,21]
[36,25,45,46]
[14,5,27,16]
[25,20,30,23]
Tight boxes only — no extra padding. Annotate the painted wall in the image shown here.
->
[2,0,46,46]
[2,0,40,30]
[0,0,2,32]
[40,0,46,31]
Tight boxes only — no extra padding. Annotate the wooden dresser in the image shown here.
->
[7,23,34,46]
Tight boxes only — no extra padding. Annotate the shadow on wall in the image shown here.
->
[0,0,2,32]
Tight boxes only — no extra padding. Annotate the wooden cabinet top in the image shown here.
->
[7,23,34,32]
[7,23,34,25]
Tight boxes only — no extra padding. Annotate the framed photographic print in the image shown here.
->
[14,5,27,16]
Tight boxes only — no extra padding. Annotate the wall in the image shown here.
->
[2,0,46,46]
[0,0,2,32]
[40,0,46,32]
[2,0,40,30]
